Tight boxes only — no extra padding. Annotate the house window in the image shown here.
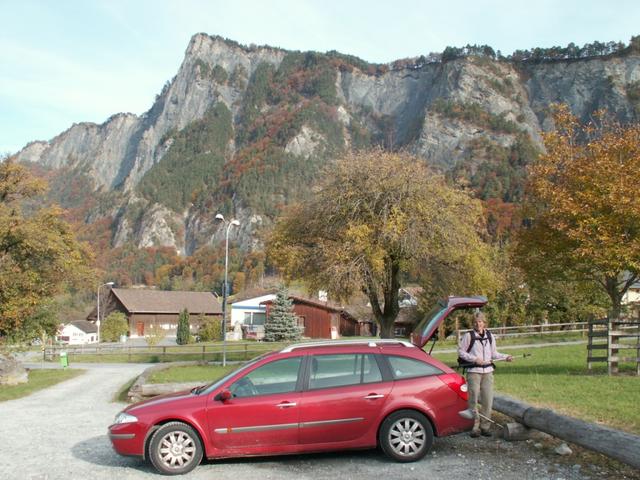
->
[243,312,266,325]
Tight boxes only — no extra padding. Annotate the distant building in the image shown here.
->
[622,280,640,318]
[57,320,98,344]
[87,288,222,337]
[262,295,364,339]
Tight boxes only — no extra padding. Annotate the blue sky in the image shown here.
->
[1,0,639,154]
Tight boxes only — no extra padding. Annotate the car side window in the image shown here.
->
[386,355,442,380]
[309,354,382,390]
[230,357,302,398]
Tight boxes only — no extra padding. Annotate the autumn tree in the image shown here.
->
[267,149,493,338]
[0,159,94,339]
[516,105,640,318]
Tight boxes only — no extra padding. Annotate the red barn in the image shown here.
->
[262,295,367,339]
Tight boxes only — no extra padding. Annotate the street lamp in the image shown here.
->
[96,282,115,343]
[215,213,240,366]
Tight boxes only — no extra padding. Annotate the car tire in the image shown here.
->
[148,422,203,475]
[379,410,433,462]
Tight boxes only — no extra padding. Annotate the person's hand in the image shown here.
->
[506,355,513,362]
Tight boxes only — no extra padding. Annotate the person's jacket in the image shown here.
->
[457,329,509,374]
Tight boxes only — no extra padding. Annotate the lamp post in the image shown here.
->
[215,213,240,366]
[96,282,115,343]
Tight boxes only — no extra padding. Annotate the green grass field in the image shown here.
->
[434,343,640,435]
[0,369,85,402]
[148,364,239,384]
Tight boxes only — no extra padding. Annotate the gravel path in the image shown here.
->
[0,362,619,480]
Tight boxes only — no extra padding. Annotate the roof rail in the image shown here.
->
[280,339,415,353]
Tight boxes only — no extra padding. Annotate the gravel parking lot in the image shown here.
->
[0,362,617,480]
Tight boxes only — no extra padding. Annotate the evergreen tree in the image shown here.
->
[176,308,191,345]
[264,286,302,342]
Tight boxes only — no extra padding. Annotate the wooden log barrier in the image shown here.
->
[140,382,201,397]
[493,394,640,469]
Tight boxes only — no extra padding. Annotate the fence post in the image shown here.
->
[202,345,205,362]
[608,318,617,375]
[163,346,167,362]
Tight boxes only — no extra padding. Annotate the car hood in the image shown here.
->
[125,388,200,413]
[410,296,488,349]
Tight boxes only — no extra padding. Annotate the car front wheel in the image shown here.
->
[148,422,203,475]
[379,410,433,462]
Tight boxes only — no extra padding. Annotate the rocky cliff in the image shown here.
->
[12,34,640,255]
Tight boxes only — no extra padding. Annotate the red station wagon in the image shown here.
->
[109,296,486,475]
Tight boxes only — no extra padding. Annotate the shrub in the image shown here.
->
[176,309,191,345]
[100,312,128,342]
[197,315,222,342]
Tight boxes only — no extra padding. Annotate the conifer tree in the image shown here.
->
[264,286,302,342]
[176,308,191,345]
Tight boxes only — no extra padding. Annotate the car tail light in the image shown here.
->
[439,373,469,401]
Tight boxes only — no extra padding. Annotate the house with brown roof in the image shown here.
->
[87,288,222,338]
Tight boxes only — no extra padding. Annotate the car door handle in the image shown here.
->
[276,402,297,408]
[364,394,384,399]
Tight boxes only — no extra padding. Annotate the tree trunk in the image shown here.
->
[604,276,623,320]
[366,257,401,338]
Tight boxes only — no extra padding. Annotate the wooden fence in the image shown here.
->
[43,342,287,363]
[455,321,590,343]
[587,319,640,375]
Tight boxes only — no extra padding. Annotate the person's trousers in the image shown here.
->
[466,372,494,431]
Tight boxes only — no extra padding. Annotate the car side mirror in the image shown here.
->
[215,389,232,402]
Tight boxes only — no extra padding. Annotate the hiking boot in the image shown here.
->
[470,430,480,438]
[480,429,492,437]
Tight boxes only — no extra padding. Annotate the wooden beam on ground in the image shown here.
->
[493,394,640,469]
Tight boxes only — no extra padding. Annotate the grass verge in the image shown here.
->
[0,369,85,402]
[434,343,640,435]
[148,364,239,384]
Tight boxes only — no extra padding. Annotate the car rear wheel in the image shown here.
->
[379,410,433,462]
[148,422,203,475]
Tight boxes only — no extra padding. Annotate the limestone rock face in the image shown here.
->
[0,354,28,386]
[11,34,640,253]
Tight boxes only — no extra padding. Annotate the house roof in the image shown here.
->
[69,320,98,334]
[111,288,222,314]
[261,295,356,320]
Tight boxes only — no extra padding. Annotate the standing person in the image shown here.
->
[458,310,512,437]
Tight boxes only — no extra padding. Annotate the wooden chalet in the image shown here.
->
[261,295,368,339]
[87,288,222,338]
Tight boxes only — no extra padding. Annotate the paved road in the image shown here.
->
[0,362,606,480]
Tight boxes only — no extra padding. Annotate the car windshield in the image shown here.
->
[196,353,271,395]
[412,300,448,341]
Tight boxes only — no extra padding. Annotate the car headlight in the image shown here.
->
[114,412,138,424]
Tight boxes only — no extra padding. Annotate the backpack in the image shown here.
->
[457,330,494,370]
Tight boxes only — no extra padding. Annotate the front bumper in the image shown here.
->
[108,422,145,457]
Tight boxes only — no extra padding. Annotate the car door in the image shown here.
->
[298,353,392,445]
[207,356,303,454]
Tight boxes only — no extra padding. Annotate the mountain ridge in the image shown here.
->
[12,33,640,259]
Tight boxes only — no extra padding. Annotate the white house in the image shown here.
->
[57,320,98,345]
[230,293,276,339]
[230,294,275,327]
[622,280,640,317]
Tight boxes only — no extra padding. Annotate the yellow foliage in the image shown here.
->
[267,148,493,336]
